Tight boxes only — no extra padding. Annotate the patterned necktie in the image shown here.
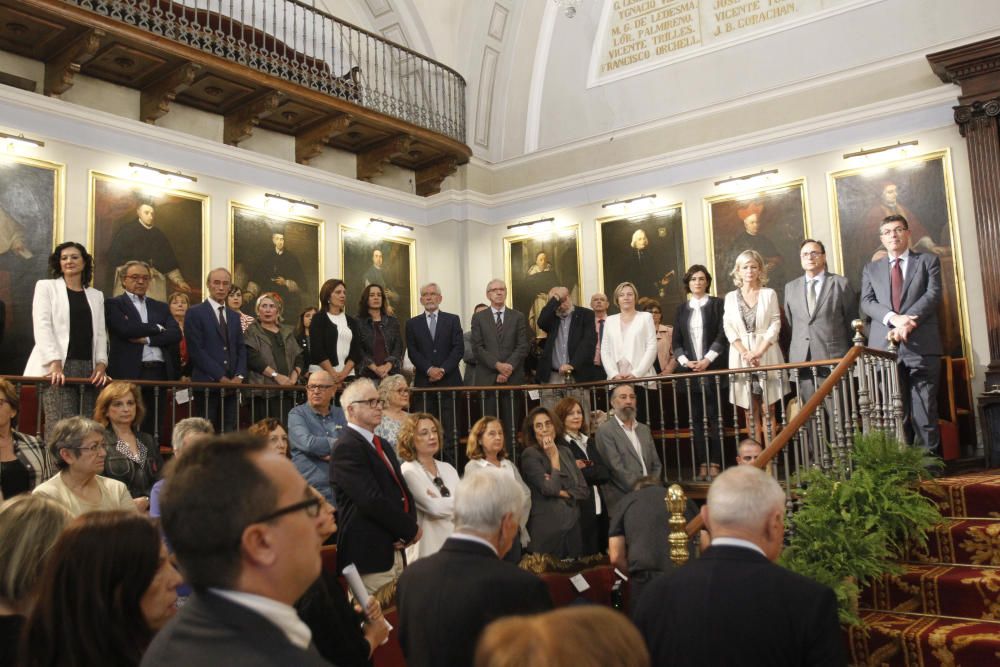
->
[217,306,229,346]
[373,435,409,513]
[495,310,503,336]
[891,258,904,313]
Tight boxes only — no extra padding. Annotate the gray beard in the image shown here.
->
[616,407,636,421]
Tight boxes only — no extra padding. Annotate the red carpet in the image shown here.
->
[848,469,1000,665]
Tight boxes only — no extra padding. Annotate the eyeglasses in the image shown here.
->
[351,398,386,409]
[432,477,451,498]
[77,442,108,454]
[252,496,322,524]
[125,274,151,282]
[306,384,334,392]
[799,251,823,258]
[880,227,907,237]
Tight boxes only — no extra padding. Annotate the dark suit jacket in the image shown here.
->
[860,250,942,361]
[469,307,530,385]
[309,310,362,370]
[671,296,728,372]
[632,545,846,667]
[406,310,464,387]
[140,590,330,667]
[183,301,246,381]
[397,537,553,667]
[329,426,418,575]
[105,293,182,380]
[784,273,857,363]
[535,298,598,383]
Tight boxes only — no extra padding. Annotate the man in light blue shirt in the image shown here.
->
[288,369,346,505]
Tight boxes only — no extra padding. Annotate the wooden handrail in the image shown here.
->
[684,345,871,537]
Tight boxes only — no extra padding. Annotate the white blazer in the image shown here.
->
[24,278,108,377]
[601,310,657,379]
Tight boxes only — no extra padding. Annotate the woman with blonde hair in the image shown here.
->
[0,495,71,665]
[94,381,163,507]
[722,249,786,448]
[374,374,410,453]
[397,412,459,561]
[600,281,657,382]
[244,292,303,421]
[475,606,650,667]
[465,416,531,561]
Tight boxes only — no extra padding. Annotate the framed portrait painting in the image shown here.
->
[340,225,416,322]
[597,204,687,317]
[89,172,209,303]
[504,225,582,339]
[705,180,809,294]
[830,149,969,361]
[0,155,64,374]
[229,202,323,320]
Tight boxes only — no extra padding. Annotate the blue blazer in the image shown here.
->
[860,250,942,361]
[406,310,464,387]
[105,293,182,380]
[184,301,247,381]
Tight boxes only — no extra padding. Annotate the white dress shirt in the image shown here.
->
[615,415,647,476]
[710,536,767,558]
[209,588,313,649]
[881,249,911,326]
[126,290,164,363]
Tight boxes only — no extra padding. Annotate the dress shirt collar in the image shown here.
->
[347,422,376,445]
[208,588,313,649]
[449,532,499,557]
[491,306,506,317]
[125,290,145,304]
[689,295,710,309]
[557,304,574,319]
[206,297,227,312]
[710,536,767,558]
[425,309,439,317]
[888,248,911,263]
[614,414,636,432]
[804,269,826,282]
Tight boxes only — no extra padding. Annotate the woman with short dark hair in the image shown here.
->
[20,511,182,667]
[356,283,403,384]
[248,417,290,458]
[24,242,110,432]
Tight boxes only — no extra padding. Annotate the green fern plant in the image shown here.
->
[779,430,942,625]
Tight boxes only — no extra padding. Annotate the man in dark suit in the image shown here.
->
[397,468,553,667]
[184,268,246,433]
[143,433,329,667]
[861,215,942,454]
[470,279,530,432]
[784,239,857,402]
[406,282,464,461]
[330,377,420,593]
[105,261,181,433]
[589,292,609,382]
[536,285,597,409]
[633,466,845,666]
[595,384,663,513]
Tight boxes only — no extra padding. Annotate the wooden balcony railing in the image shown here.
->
[66,0,467,142]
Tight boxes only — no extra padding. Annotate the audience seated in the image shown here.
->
[0,378,56,499]
[21,511,182,667]
[398,412,458,562]
[632,466,846,666]
[519,407,588,558]
[144,433,329,666]
[474,606,650,667]
[295,486,388,666]
[94,381,164,509]
[0,495,71,666]
[553,397,610,555]
[595,384,663,514]
[288,369,346,506]
[249,417,291,458]
[149,417,214,518]
[397,468,553,667]
[33,416,138,516]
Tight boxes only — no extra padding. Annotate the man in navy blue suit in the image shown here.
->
[184,268,246,432]
[406,282,464,461]
[106,260,182,433]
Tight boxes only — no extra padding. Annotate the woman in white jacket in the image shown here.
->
[600,281,657,382]
[24,242,109,432]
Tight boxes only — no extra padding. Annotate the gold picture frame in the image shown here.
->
[339,224,417,322]
[503,223,583,338]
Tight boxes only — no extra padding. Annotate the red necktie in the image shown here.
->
[890,258,904,313]
[373,435,410,513]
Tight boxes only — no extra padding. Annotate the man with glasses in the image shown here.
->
[143,433,329,666]
[105,260,181,433]
[783,240,856,404]
[288,370,346,506]
[861,215,943,456]
[330,378,420,593]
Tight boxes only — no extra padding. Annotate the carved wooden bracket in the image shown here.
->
[357,135,414,182]
[44,28,105,96]
[223,91,284,145]
[295,113,354,164]
[141,63,202,124]
[415,157,458,196]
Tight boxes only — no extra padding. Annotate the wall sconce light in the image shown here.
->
[368,218,414,235]
[0,131,45,153]
[129,162,197,186]
[842,140,919,166]
[264,192,319,215]
[506,217,555,235]
[602,194,657,216]
[714,169,779,194]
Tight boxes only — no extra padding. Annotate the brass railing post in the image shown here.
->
[667,484,689,566]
